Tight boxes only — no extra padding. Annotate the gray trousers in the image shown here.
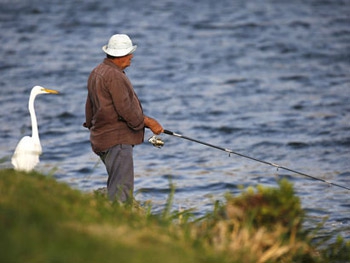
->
[100,144,134,202]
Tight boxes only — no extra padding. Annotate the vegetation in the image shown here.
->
[0,169,348,263]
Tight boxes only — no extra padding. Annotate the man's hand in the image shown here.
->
[144,116,164,135]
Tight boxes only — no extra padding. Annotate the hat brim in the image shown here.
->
[102,45,137,57]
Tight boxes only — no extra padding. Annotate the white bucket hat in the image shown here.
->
[102,34,137,57]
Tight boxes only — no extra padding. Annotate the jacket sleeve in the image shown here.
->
[108,74,144,131]
[83,95,93,129]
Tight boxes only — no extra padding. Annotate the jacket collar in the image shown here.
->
[103,58,124,72]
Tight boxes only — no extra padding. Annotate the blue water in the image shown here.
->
[1,0,349,239]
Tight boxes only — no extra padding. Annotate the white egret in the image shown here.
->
[11,86,59,172]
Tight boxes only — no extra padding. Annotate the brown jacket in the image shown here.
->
[84,58,144,153]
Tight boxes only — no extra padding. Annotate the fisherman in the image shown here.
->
[84,34,163,202]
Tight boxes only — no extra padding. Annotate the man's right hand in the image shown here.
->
[144,116,164,135]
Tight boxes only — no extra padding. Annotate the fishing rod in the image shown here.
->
[148,130,350,191]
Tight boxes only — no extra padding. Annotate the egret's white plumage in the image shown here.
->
[11,86,59,172]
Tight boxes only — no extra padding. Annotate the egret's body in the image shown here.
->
[11,86,59,172]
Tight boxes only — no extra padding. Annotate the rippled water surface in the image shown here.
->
[1,0,349,239]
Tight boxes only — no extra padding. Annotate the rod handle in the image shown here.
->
[163,129,174,135]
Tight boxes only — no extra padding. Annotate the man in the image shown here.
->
[84,34,163,202]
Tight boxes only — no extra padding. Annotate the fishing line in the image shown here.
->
[150,130,350,191]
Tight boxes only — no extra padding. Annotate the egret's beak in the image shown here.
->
[43,88,59,94]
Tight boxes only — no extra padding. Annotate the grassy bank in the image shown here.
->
[0,169,348,263]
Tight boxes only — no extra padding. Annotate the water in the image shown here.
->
[1,0,349,239]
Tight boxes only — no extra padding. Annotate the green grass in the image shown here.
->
[0,169,348,263]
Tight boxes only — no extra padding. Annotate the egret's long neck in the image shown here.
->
[29,94,39,142]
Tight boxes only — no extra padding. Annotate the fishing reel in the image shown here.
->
[148,135,165,148]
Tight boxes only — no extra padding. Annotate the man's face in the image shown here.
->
[118,53,133,69]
